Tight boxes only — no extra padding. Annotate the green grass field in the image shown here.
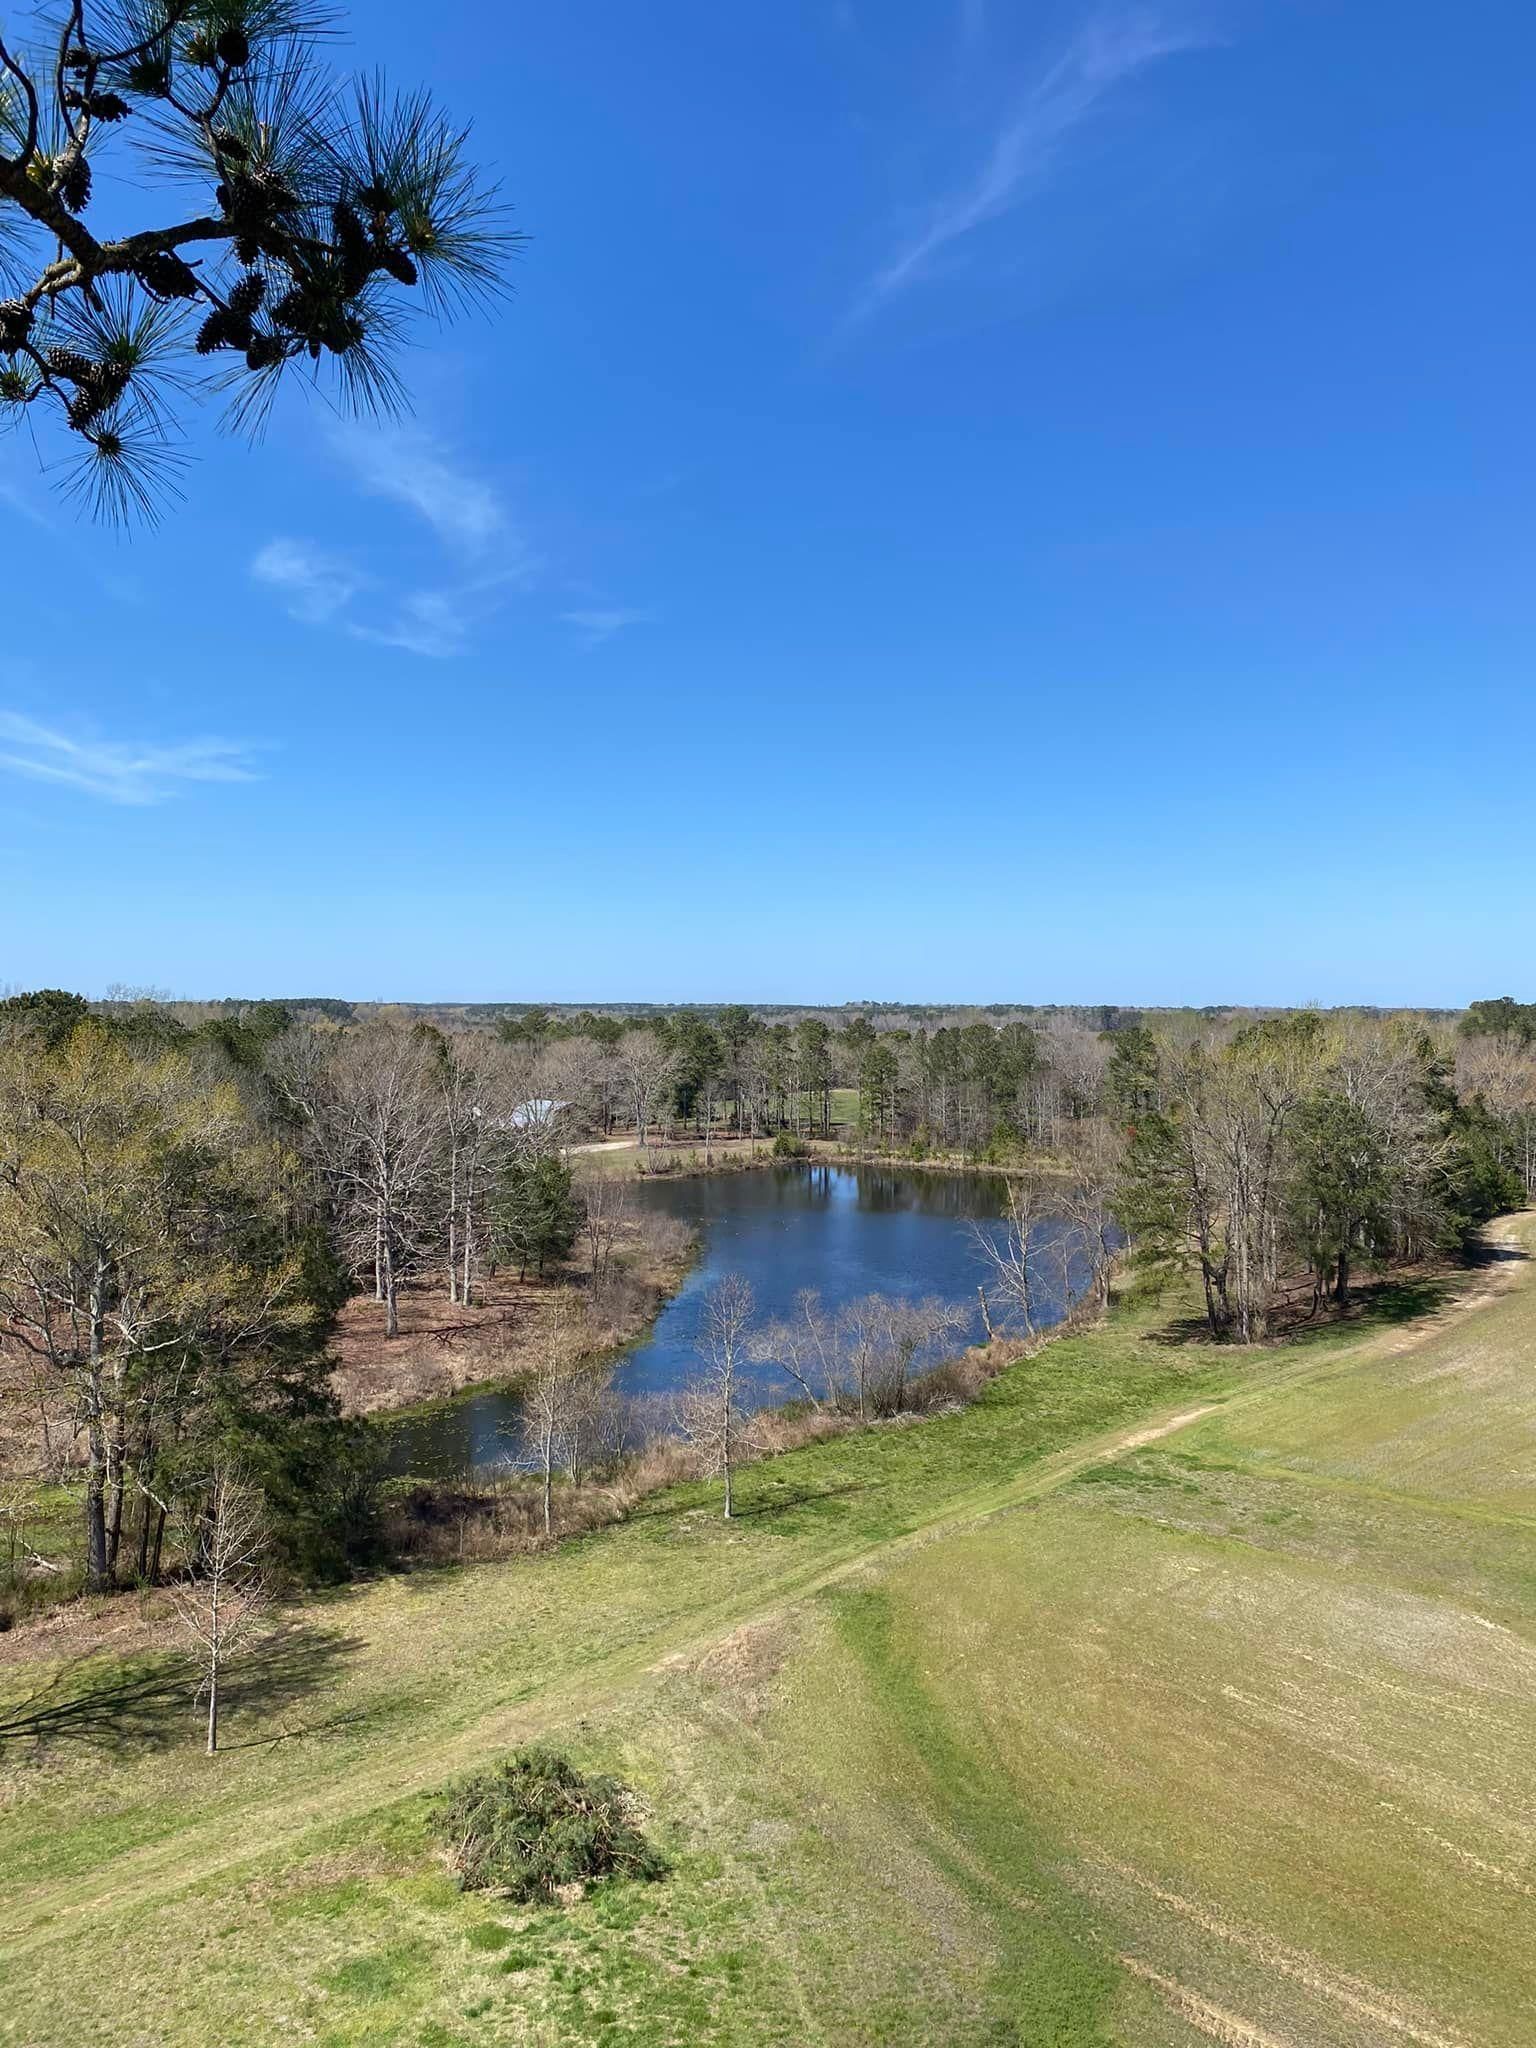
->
[5,1226,1535,2045]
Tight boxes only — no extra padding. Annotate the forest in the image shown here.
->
[0,985,1530,1629]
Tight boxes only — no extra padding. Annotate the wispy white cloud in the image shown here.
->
[329,424,537,575]
[0,712,259,806]
[252,533,517,661]
[252,538,367,625]
[858,8,1210,314]
[561,606,656,650]
[351,588,483,661]
[254,424,546,658]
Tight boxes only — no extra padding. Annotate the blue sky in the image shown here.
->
[3,0,1533,1005]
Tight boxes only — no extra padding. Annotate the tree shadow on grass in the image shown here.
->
[1466,1235,1529,1271]
[624,1477,868,1529]
[1143,1265,1490,1352]
[0,1621,366,1757]
[725,1481,869,1522]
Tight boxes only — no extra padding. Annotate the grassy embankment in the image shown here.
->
[4,1226,1535,2045]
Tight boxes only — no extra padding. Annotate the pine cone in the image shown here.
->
[245,332,285,371]
[326,313,365,354]
[42,346,95,383]
[228,271,266,317]
[378,246,418,288]
[248,166,293,204]
[86,92,131,122]
[211,129,250,163]
[58,155,92,212]
[136,251,198,300]
[0,299,33,351]
[68,383,112,430]
[215,28,251,69]
[195,309,234,355]
[270,287,310,332]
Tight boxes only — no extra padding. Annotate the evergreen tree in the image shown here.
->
[495,1156,584,1280]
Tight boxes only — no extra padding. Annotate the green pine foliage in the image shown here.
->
[493,1157,584,1279]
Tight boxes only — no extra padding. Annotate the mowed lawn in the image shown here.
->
[4,1225,1535,2045]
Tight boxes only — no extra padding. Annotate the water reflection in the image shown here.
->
[381,1164,1080,1479]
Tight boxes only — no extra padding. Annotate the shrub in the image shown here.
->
[771,1132,811,1160]
[436,1748,666,1902]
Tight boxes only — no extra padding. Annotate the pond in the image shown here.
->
[381,1163,1088,1479]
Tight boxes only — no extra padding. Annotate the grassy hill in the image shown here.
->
[4,1226,1534,2045]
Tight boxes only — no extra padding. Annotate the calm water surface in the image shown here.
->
[382,1164,1079,1478]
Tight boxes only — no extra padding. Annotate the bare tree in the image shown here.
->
[677,1273,754,1518]
[578,1172,631,1300]
[307,1025,443,1338]
[1060,1121,1124,1315]
[971,1177,1058,1338]
[534,1038,605,1144]
[613,1031,676,1157]
[432,1035,522,1307]
[834,1294,884,1422]
[750,1287,834,1409]
[171,1466,270,1756]
[862,1295,968,1413]
[515,1291,594,1537]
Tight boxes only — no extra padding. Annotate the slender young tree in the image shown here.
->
[678,1273,754,1519]
[171,1463,270,1755]
[749,1287,834,1409]
[516,1290,590,1538]
[971,1177,1057,1339]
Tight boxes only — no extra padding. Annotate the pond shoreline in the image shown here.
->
[368,1228,701,1443]
[621,1140,1080,1184]
[378,1162,1067,1480]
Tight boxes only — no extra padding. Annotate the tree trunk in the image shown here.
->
[382,1232,399,1339]
[1334,1248,1350,1308]
[105,1401,128,1580]
[84,1266,110,1591]
[447,1140,460,1304]
[134,1487,152,1581]
[206,1652,220,1755]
